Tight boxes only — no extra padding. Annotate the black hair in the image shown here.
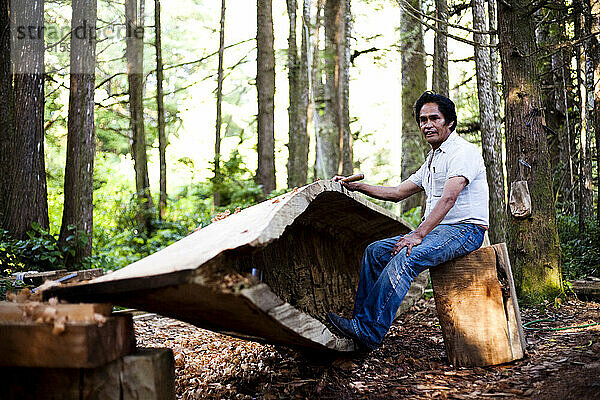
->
[413,91,457,132]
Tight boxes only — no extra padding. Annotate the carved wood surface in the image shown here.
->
[0,314,134,368]
[47,181,413,352]
[430,243,526,367]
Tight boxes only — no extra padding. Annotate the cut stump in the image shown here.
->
[0,348,174,400]
[0,311,134,368]
[430,243,526,367]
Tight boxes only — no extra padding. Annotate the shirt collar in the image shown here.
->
[438,131,458,153]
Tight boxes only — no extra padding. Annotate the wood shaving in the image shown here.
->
[134,298,600,399]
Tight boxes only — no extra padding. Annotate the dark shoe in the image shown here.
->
[326,312,357,340]
[326,312,378,352]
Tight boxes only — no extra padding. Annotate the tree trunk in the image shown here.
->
[286,0,310,188]
[497,0,563,301]
[472,0,506,244]
[315,0,351,179]
[0,0,13,224]
[340,0,352,176]
[432,0,448,97]
[581,0,595,223]
[400,0,427,212]
[310,0,325,182]
[574,4,590,234]
[60,0,98,266]
[3,0,49,238]
[126,0,153,232]
[537,9,570,212]
[214,0,226,206]
[592,0,600,224]
[155,0,167,219]
[256,0,276,196]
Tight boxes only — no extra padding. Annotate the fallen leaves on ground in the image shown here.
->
[135,298,600,399]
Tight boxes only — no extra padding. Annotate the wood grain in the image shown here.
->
[0,314,134,368]
[0,348,173,400]
[430,243,525,367]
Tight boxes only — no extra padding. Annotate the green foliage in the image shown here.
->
[209,150,264,209]
[401,206,422,230]
[0,223,88,275]
[557,214,600,280]
[85,150,264,272]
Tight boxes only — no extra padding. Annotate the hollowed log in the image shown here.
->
[46,181,421,352]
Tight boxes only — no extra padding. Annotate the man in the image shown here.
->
[327,91,489,351]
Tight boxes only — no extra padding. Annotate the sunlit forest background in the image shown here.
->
[1,0,598,303]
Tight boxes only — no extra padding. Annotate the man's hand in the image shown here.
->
[331,175,362,191]
[392,231,424,257]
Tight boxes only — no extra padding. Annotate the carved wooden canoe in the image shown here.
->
[46,180,416,352]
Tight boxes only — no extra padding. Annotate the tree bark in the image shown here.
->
[3,0,49,238]
[286,0,310,188]
[591,0,600,224]
[256,0,276,196]
[340,0,352,176]
[432,0,448,97]
[400,0,427,212]
[472,0,506,244]
[581,0,595,224]
[497,0,563,301]
[214,0,226,206]
[0,0,13,224]
[126,0,154,231]
[537,9,571,213]
[155,0,167,219]
[60,0,98,266]
[314,0,351,179]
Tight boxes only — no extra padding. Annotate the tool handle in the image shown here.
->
[341,173,364,183]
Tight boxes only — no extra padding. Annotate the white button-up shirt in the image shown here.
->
[407,132,489,226]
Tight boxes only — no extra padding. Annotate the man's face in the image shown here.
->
[419,102,454,149]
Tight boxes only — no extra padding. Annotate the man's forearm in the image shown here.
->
[342,180,422,202]
[352,183,405,202]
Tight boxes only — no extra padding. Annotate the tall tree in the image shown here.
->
[2,0,49,238]
[340,0,352,176]
[286,0,310,188]
[314,0,352,179]
[0,0,12,223]
[125,0,153,231]
[59,0,98,266]
[472,0,506,244]
[257,0,276,196]
[591,0,600,224]
[487,0,502,164]
[214,0,226,206]
[432,0,448,96]
[497,0,562,301]
[537,8,572,213]
[580,0,596,223]
[155,0,167,219]
[399,0,427,212]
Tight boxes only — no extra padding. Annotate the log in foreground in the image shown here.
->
[46,181,416,352]
[430,243,526,367]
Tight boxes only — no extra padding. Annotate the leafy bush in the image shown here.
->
[557,214,600,280]
[0,222,87,275]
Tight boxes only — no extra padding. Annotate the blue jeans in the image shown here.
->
[351,223,486,349]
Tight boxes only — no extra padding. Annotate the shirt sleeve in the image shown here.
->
[445,146,481,184]
[407,161,427,188]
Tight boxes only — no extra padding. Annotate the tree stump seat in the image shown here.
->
[430,242,526,367]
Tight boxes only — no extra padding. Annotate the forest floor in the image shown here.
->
[135,297,600,400]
